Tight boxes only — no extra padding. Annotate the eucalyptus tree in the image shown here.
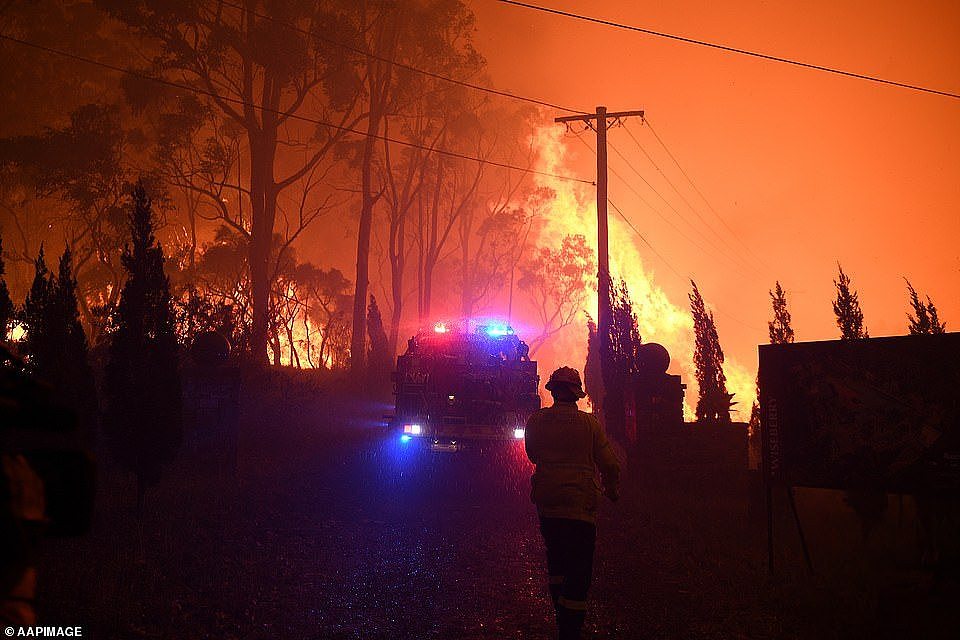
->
[97,0,365,363]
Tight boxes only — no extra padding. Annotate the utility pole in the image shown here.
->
[555,106,643,401]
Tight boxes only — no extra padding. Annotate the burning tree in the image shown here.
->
[905,278,946,335]
[518,234,595,355]
[689,281,733,423]
[173,222,352,369]
[832,264,868,340]
[97,0,365,365]
[103,184,182,511]
[457,184,552,323]
[296,264,352,369]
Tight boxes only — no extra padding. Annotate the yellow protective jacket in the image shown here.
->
[524,401,621,524]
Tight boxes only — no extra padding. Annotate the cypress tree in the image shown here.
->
[54,247,98,440]
[905,279,929,335]
[104,183,182,509]
[927,301,946,334]
[18,245,98,440]
[600,279,643,438]
[768,281,795,345]
[607,279,643,378]
[832,264,868,340]
[689,281,733,423]
[583,314,603,415]
[0,235,13,339]
[21,245,55,373]
[752,281,796,438]
[365,295,391,392]
[905,278,946,335]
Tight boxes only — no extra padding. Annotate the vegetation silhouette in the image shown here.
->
[103,183,182,515]
[689,280,733,423]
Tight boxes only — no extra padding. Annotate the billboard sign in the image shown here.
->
[759,333,960,492]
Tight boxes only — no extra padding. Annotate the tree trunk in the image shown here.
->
[422,159,443,322]
[350,119,379,375]
[287,323,300,368]
[389,266,402,356]
[319,327,329,369]
[271,329,282,366]
[351,38,391,374]
[416,189,426,322]
[248,128,278,366]
[388,201,405,356]
[305,314,314,368]
[459,212,472,319]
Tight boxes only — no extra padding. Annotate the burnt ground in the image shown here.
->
[33,375,960,639]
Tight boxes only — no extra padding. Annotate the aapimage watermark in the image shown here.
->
[4,627,83,637]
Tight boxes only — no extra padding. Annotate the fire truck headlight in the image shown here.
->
[513,428,525,439]
[403,423,423,436]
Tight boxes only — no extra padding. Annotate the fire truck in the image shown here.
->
[389,321,540,450]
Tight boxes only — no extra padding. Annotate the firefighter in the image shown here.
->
[524,366,620,640]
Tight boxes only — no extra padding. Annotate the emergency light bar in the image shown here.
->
[482,324,514,337]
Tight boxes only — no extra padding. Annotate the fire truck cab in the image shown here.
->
[390,321,540,450]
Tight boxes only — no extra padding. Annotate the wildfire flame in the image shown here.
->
[525,125,754,421]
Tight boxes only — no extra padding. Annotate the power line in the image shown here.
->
[606,198,686,282]
[622,120,768,271]
[639,117,770,269]
[217,0,588,114]
[498,0,960,101]
[573,130,766,332]
[608,198,765,332]
[606,136,760,276]
[623,122,700,213]
[570,127,760,280]
[0,33,593,185]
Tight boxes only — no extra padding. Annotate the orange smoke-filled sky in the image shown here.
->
[469,0,960,379]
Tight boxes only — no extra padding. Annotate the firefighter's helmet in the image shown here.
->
[545,366,587,398]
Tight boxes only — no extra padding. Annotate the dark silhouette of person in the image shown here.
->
[516,340,530,361]
[524,366,620,639]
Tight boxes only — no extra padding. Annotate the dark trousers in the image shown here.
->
[539,517,596,640]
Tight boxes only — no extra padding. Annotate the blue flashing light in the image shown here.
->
[485,324,514,337]
[400,434,412,443]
